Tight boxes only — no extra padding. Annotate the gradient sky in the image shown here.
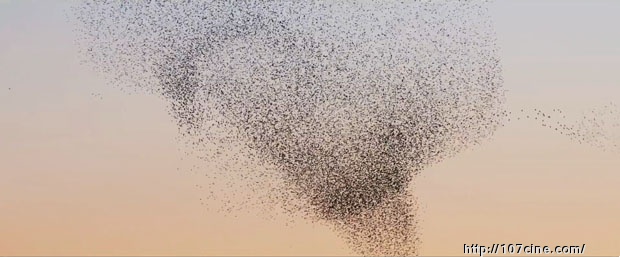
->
[1,1,619,256]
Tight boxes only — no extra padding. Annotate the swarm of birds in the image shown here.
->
[517,103,620,154]
[71,1,506,255]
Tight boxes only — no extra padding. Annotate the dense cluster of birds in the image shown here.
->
[71,1,506,255]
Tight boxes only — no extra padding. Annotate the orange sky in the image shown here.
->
[1,1,619,256]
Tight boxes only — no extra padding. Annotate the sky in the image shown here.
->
[1,1,619,256]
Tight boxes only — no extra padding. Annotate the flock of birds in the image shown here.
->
[516,103,620,153]
[70,1,618,256]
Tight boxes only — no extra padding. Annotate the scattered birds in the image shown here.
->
[90,92,103,100]
[515,103,620,154]
[71,1,506,256]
